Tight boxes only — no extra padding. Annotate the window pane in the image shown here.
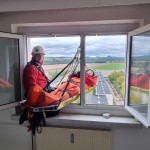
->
[30,36,81,103]
[0,37,21,105]
[85,35,126,106]
[129,31,150,119]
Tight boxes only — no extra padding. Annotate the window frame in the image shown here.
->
[1,23,149,124]
[27,33,130,117]
[0,32,25,111]
[125,23,150,128]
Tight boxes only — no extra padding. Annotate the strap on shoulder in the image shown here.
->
[26,60,51,90]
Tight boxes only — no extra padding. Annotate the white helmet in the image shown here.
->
[31,46,45,55]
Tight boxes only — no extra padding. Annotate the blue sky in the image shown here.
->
[30,35,127,57]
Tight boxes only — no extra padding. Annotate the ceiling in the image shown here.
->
[0,0,150,12]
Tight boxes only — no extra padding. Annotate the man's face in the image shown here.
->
[33,53,44,64]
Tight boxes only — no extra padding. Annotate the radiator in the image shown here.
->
[35,127,112,150]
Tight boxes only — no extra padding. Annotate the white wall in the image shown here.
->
[0,4,150,32]
[1,108,150,150]
[0,0,150,12]
[0,108,32,150]
[113,126,150,150]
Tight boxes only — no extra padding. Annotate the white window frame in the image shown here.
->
[1,23,149,128]
[62,34,129,117]
[27,33,130,117]
[13,20,141,118]
[125,23,150,128]
[1,21,145,119]
[0,32,25,111]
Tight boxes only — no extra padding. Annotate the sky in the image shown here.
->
[30,35,127,57]
[132,36,150,56]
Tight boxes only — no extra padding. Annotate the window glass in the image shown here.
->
[129,31,150,119]
[85,35,126,106]
[0,37,21,105]
[30,35,126,106]
[30,36,81,102]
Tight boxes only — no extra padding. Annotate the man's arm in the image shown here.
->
[23,65,39,90]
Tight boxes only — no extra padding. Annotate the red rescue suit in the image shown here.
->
[23,61,47,92]
[22,75,98,107]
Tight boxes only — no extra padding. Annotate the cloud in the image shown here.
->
[30,35,126,57]
[85,35,126,57]
[132,36,150,56]
[31,37,80,57]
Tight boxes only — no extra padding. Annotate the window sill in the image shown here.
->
[12,110,141,129]
[45,113,142,128]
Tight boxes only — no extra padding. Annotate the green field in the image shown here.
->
[92,63,125,70]
[44,62,125,75]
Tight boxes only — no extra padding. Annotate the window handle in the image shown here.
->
[70,133,74,143]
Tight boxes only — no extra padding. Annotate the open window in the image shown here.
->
[1,22,149,125]
[28,34,127,109]
[15,19,140,115]
[0,32,24,110]
[85,35,126,106]
[125,24,150,127]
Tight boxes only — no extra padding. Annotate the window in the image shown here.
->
[0,32,24,110]
[1,23,149,128]
[29,34,126,107]
[85,35,126,106]
[29,36,81,102]
[126,24,150,127]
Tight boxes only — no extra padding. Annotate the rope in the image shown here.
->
[48,47,80,86]
[56,60,74,87]
[60,56,80,98]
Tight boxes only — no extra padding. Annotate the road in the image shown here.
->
[86,71,113,105]
[51,71,121,105]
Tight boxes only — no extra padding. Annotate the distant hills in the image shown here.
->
[131,55,150,68]
[43,56,125,65]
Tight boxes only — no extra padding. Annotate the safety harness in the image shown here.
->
[26,60,52,92]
